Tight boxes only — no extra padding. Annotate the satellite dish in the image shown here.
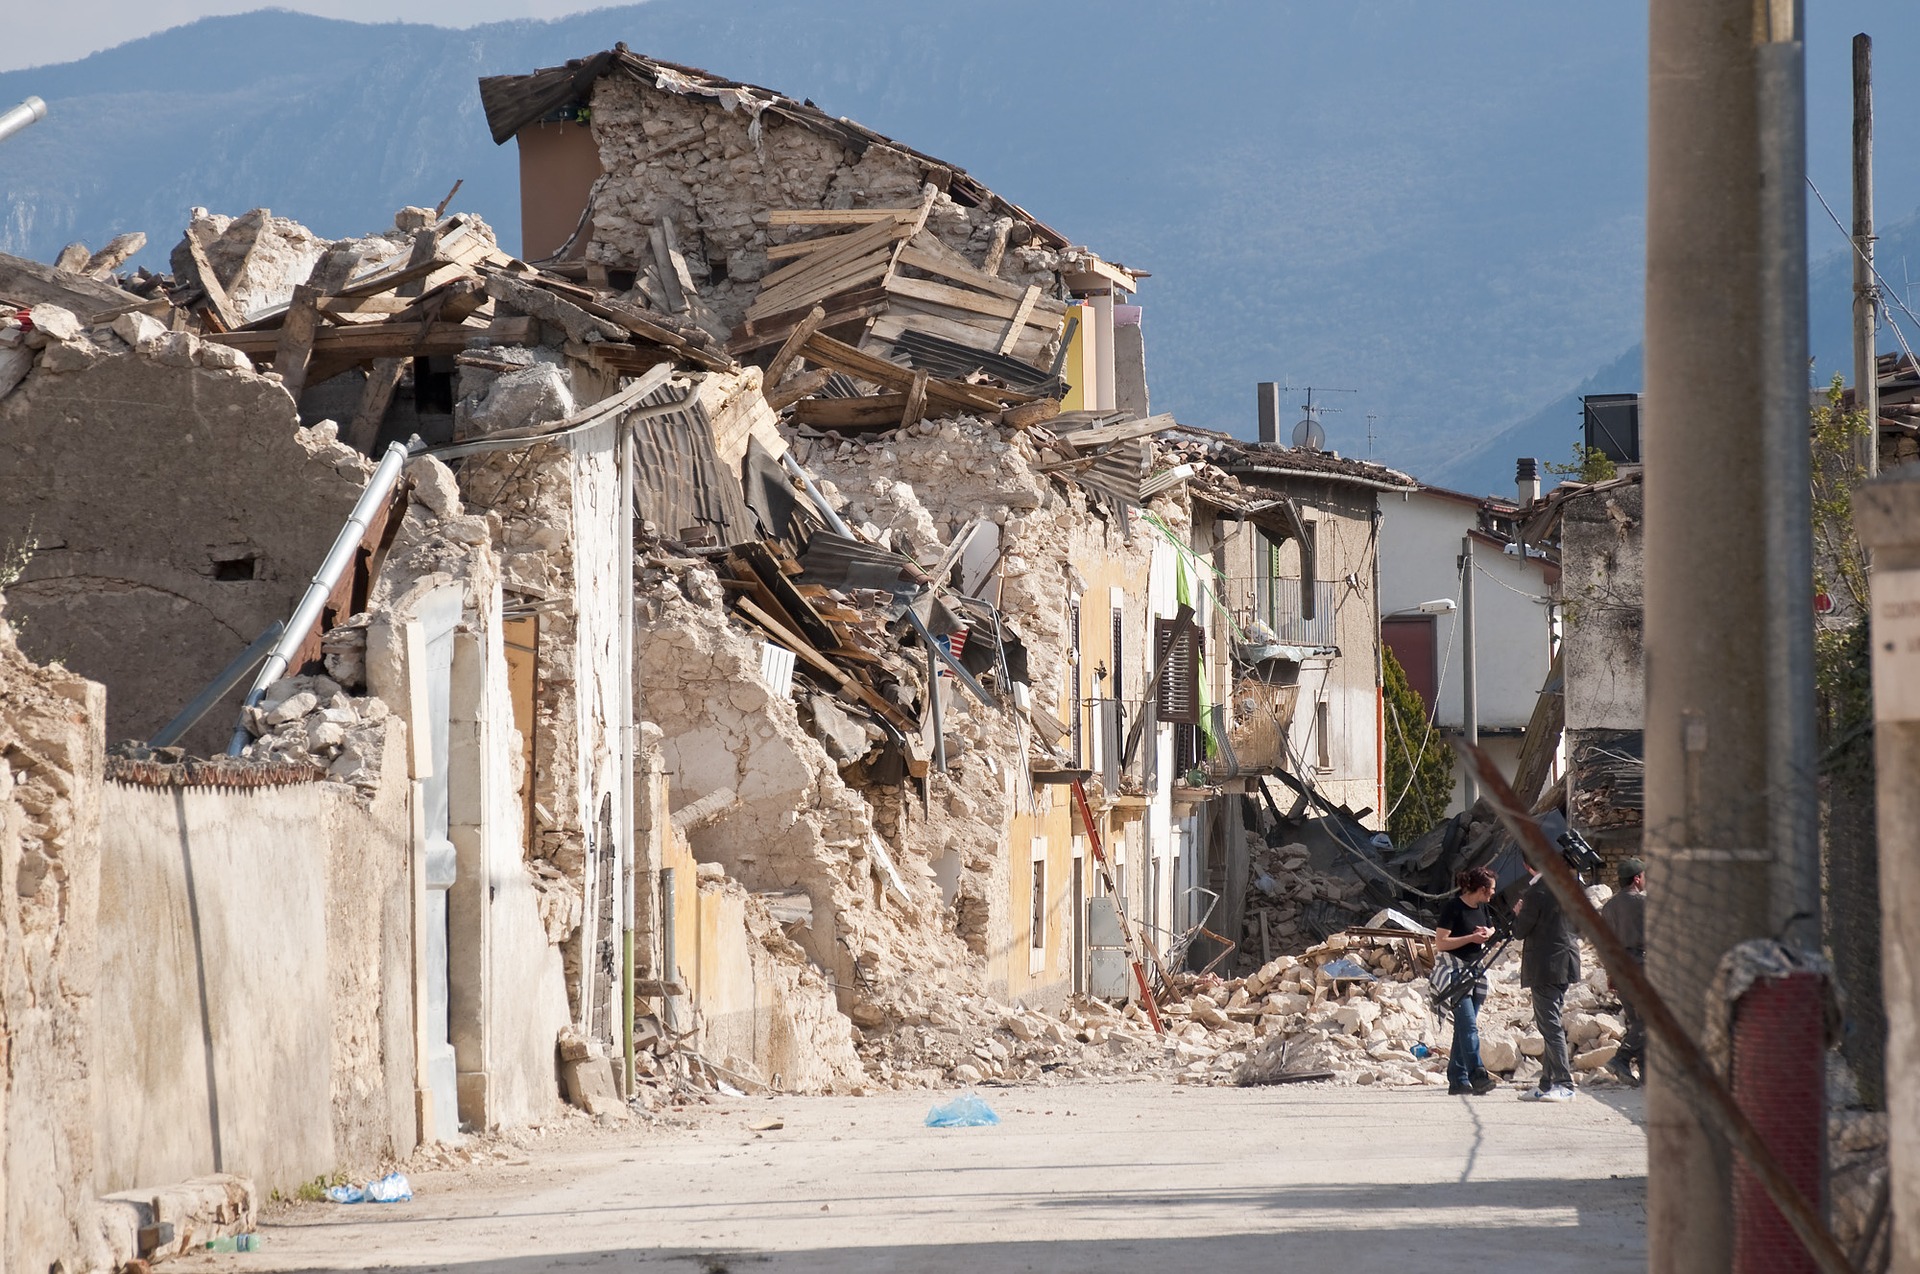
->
[1292,417,1326,451]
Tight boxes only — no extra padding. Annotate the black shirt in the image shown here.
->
[1436,896,1491,960]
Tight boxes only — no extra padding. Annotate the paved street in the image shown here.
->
[189,1080,1647,1274]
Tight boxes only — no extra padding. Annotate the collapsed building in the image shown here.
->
[0,44,1640,1271]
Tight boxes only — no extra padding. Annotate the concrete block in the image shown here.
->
[112,310,167,349]
[27,302,83,342]
[559,1053,627,1118]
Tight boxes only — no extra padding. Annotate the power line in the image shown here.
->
[1806,175,1920,380]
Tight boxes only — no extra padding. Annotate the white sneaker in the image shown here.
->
[1539,1085,1576,1103]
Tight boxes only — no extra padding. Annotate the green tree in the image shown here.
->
[1382,645,1454,845]
[1544,442,1618,485]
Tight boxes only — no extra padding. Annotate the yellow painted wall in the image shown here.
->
[1058,302,1096,413]
[993,530,1155,1006]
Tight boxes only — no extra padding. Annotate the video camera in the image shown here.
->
[1556,827,1604,878]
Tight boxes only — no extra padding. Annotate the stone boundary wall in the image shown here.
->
[92,726,414,1199]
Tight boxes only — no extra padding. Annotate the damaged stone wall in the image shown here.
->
[0,597,106,1274]
[583,77,1065,337]
[637,585,971,1036]
[0,318,370,755]
[1558,481,1644,850]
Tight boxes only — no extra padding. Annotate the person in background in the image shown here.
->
[1601,857,1647,1085]
[1512,859,1580,1102]
[1435,866,1500,1097]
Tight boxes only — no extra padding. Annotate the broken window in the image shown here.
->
[1153,617,1201,726]
[1315,699,1333,771]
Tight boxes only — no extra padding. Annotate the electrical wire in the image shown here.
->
[1806,176,1920,384]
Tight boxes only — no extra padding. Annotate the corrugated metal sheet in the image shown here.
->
[884,329,1062,395]
[628,383,756,544]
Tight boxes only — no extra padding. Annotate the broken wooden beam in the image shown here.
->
[206,315,536,361]
[764,366,832,412]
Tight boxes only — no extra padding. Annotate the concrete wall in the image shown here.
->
[0,350,369,754]
[1205,482,1386,824]
[1378,489,1559,812]
[516,119,604,262]
[1378,491,1556,728]
[1,610,106,1274]
[93,740,414,1198]
[1559,481,1644,733]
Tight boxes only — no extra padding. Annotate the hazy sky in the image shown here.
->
[3,1,602,71]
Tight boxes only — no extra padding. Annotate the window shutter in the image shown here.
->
[1154,618,1202,726]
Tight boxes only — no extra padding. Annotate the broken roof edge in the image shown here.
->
[477,45,1075,252]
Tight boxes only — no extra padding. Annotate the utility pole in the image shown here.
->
[1854,33,1879,478]
[1459,535,1478,806]
[1646,1,1823,1269]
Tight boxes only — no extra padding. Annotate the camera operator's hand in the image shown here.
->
[1472,925,1494,942]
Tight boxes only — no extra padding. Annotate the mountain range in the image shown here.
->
[3,1,1917,494]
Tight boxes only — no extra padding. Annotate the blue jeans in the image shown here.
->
[1448,990,1486,1087]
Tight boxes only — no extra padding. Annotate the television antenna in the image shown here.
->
[1280,384,1357,452]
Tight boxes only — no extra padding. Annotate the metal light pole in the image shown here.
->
[1459,535,1478,806]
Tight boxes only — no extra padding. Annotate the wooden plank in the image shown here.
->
[764,305,826,387]
[883,273,1063,326]
[1000,398,1062,431]
[649,223,686,312]
[900,369,929,432]
[1509,649,1566,811]
[184,228,242,331]
[274,286,321,399]
[800,331,1017,413]
[897,231,1033,303]
[768,209,916,226]
[790,394,911,430]
[727,285,890,350]
[764,366,832,411]
[981,216,1013,276]
[998,285,1042,356]
[208,315,535,359]
[748,246,893,320]
[867,311,1049,365]
[1056,412,1179,451]
[879,183,942,288]
[345,357,408,453]
[766,237,845,263]
[660,217,697,298]
[755,215,911,297]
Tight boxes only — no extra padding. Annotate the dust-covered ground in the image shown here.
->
[182,1079,1647,1274]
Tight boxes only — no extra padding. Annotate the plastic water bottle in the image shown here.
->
[1411,1043,1431,1059]
[204,1234,264,1252]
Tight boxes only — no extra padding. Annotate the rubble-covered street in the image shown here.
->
[188,1082,1648,1274]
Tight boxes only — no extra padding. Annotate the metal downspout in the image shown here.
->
[226,440,414,754]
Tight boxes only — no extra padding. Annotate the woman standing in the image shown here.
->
[1435,866,1499,1096]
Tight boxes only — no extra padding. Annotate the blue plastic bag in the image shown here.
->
[925,1092,1000,1128]
[366,1173,412,1203]
[325,1172,412,1204]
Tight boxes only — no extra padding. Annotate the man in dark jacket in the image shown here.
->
[1511,867,1580,1101]
[1601,858,1647,1084]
